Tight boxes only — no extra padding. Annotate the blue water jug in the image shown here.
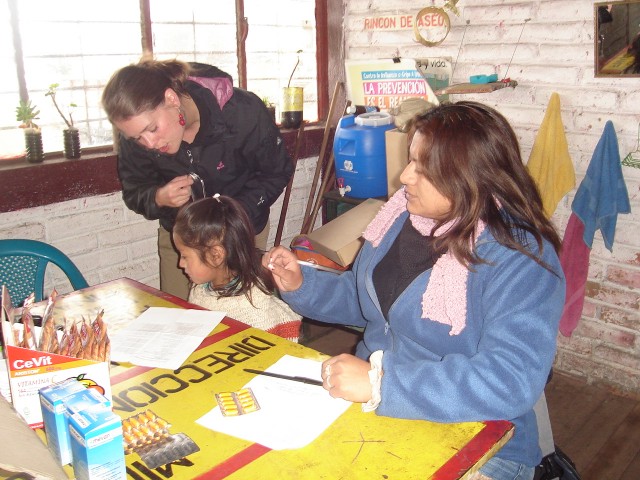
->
[333,111,395,198]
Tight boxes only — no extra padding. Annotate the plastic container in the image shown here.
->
[333,111,395,198]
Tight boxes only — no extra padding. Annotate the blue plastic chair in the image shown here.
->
[0,239,88,307]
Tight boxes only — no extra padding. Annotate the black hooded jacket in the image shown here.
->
[117,63,294,233]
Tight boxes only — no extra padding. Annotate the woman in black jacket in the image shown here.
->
[102,59,294,300]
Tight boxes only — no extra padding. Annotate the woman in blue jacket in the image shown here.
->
[102,60,293,300]
[264,101,565,480]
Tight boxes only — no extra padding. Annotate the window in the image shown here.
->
[1,0,322,158]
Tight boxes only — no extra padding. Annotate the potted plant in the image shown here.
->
[281,50,304,129]
[16,99,44,163]
[46,83,81,159]
[262,96,276,123]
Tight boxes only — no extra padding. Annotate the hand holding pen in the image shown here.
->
[262,246,303,291]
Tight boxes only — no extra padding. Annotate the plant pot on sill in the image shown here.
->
[281,86,303,129]
[24,128,45,163]
[63,128,81,159]
[266,104,276,124]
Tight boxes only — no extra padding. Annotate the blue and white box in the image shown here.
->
[68,404,125,480]
[39,378,88,465]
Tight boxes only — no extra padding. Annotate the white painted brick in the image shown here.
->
[538,44,592,64]
[100,257,158,282]
[537,0,592,21]
[123,206,152,224]
[47,206,127,240]
[78,193,123,209]
[55,233,99,256]
[0,222,46,240]
[461,4,536,23]
[99,222,157,248]
[462,43,538,62]
[129,238,159,258]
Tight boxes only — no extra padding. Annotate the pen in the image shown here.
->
[296,260,344,274]
[243,368,324,386]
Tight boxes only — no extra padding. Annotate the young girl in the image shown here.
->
[173,195,301,342]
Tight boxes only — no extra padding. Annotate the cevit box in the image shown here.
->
[1,287,112,429]
[39,378,89,465]
[68,404,126,480]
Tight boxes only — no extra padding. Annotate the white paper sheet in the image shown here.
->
[109,307,225,370]
[196,355,352,450]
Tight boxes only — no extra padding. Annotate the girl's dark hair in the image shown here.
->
[101,59,191,123]
[173,195,275,299]
[407,101,562,272]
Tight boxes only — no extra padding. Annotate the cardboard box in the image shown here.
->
[68,403,125,480]
[385,128,408,198]
[306,198,385,267]
[1,286,112,429]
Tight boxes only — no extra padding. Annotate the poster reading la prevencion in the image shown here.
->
[345,58,450,110]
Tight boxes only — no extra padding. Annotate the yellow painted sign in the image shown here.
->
[29,279,512,479]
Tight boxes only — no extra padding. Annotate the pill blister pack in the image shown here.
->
[123,410,171,454]
[122,410,199,469]
[215,388,261,416]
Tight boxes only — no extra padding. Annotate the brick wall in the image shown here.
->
[344,0,639,395]
[0,155,320,296]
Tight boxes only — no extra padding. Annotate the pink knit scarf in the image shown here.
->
[363,189,485,335]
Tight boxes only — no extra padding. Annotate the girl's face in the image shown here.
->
[114,89,184,155]
[173,234,227,286]
[400,132,452,220]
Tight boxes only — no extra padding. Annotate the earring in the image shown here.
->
[178,111,186,126]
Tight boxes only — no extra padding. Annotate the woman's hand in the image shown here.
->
[155,175,194,208]
[321,354,373,403]
[262,246,303,291]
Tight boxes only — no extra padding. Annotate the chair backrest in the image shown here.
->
[0,239,88,306]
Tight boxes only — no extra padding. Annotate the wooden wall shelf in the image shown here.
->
[435,80,518,95]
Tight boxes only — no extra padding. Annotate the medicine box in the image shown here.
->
[39,378,88,465]
[68,403,125,480]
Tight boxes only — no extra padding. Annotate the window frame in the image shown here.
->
[7,0,329,160]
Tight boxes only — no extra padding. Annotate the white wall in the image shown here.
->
[344,0,640,394]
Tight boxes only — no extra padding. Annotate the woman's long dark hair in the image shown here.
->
[407,101,562,272]
[173,196,275,299]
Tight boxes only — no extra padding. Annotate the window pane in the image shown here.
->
[150,0,239,85]
[0,0,23,155]
[0,0,142,155]
[244,0,317,123]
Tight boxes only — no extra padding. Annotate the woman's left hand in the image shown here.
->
[321,354,373,402]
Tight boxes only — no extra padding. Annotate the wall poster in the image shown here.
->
[345,58,451,110]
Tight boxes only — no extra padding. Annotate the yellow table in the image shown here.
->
[40,278,513,479]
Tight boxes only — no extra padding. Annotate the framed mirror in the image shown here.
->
[595,1,640,76]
